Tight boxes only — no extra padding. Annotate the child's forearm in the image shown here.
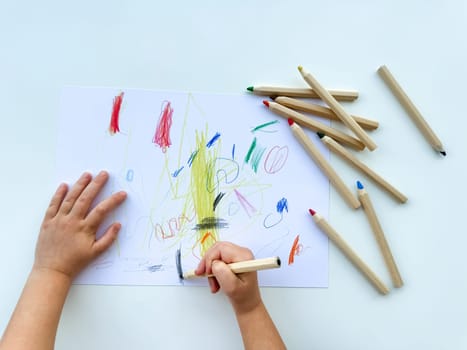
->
[235,301,286,350]
[0,267,72,350]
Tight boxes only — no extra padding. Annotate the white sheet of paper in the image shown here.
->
[56,87,330,287]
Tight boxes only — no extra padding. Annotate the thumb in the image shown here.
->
[93,222,121,256]
[211,260,238,292]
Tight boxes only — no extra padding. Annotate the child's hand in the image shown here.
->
[33,171,127,280]
[195,242,262,315]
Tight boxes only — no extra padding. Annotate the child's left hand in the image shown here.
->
[33,171,127,279]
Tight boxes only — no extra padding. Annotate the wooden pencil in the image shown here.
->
[247,85,358,101]
[309,208,389,295]
[357,181,403,288]
[288,119,361,209]
[377,65,446,156]
[275,96,379,131]
[182,256,281,279]
[298,66,378,151]
[263,100,365,151]
[318,133,408,203]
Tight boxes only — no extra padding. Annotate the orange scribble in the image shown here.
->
[109,92,124,135]
[288,235,301,265]
[153,100,174,152]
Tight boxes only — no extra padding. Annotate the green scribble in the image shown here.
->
[250,146,266,173]
[251,120,279,133]
[244,137,257,164]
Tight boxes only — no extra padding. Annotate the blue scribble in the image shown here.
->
[126,169,134,182]
[147,264,163,273]
[172,166,184,177]
[206,132,221,148]
[232,144,236,159]
[276,198,288,214]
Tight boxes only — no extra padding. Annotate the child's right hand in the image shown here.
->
[195,242,262,315]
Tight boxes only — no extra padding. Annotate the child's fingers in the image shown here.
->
[92,222,121,256]
[44,183,68,219]
[85,191,127,231]
[211,260,239,294]
[58,172,92,214]
[70,171,109,218]
[195,258,207,275]
[208,276,220,293]
[203,242,254,276]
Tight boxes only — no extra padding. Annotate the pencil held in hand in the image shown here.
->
[377,65,446,156]
[309,209,389,295]
[180,256,281,280]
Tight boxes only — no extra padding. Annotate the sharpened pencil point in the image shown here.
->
[357,180,364,190]
[308,208,316,216]
[297,65,303,72]
[440,151,446,156]
[287,118,294,126]
[247,86,254,92]
[317,132,325,139]
[263,100,270,107]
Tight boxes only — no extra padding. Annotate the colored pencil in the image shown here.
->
[275,96,379,130]
[288,119,361,209]
[263,100,365,151]
[298,66,377,151]
[377,65,446,156]
[247,85,358,101]
[309,208,389,295]
[182,257,281,280]
[318,133,408,203]
[357,181,403,288]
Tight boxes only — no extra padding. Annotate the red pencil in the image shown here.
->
[309,209,389,295]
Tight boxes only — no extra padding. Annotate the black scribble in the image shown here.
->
[213,192,226,211]
[193,217,229,230]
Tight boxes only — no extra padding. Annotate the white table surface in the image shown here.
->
[1,1,466,349]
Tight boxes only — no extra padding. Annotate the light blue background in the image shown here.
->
[1,1,466,349]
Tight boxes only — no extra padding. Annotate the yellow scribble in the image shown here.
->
[190,127,219,256]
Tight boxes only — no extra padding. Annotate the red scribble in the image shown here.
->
[153,212,196,240]
[288,235,302,265]
[153,101,174,152]
[109,92,124,135]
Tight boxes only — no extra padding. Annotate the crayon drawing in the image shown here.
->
[56,87,330,287]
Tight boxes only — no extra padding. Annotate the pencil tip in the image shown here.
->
[287,118,294,126]
[262,100,270,107]
[297,65,303,72]
[356,180,364,189]
[247,86,254,92]
[308,208,316,216]
[440,151,446,156]
[317,132,325,139]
